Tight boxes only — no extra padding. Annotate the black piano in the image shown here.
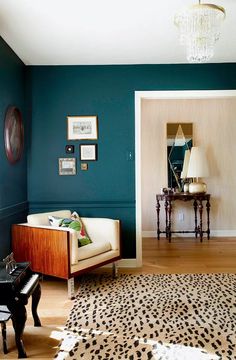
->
[0,259,41,358]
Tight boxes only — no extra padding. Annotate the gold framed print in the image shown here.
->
[67,115,98,140]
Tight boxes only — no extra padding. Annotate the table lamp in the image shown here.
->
[187,146,209,193]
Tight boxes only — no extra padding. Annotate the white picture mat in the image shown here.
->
[67,116,98,140]
[59,158,76,175]
[80,145,96,160]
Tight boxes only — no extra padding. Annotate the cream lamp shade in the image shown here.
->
[187,146,209,193]
[180,149,191,179]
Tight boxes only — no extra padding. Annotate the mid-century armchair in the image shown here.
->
[12,210,121,298]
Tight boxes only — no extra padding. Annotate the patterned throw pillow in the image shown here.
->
[49,212,92,247]
[68,212,92,247]
[48,215,63,227]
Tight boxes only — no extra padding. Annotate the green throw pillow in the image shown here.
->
[60,214,92,247]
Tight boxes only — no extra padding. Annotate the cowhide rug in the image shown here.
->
[55,273,236,360]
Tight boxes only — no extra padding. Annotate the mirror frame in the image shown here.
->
[167,123,193,191]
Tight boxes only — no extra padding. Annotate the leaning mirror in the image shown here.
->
[167,123,193,191]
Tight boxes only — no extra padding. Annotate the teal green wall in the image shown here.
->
[0,37,28,258]
[28,64,236,258]
[0,33,235,260]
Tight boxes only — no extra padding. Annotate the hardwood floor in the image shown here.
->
[142,236,236,274]
[2,237,236,359]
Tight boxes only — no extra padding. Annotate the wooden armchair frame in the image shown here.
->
[12,223,121,298]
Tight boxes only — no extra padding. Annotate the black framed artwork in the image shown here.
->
[65,145,75,154]
[80,144,97,161]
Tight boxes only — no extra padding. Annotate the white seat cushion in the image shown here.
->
[78,241,111,261]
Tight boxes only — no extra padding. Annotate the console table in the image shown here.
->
[156,193,211,242]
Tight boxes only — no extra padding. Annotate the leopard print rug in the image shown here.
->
[55,273,236,360]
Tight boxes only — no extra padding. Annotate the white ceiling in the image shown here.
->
[0,0,235,65]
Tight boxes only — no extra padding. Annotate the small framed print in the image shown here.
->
[67,115,98,140]
[81,163,88,171]
[59,158,76,175]
[65,145,74,154]
[80,144,97,161]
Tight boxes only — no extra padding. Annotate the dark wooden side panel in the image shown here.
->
[12,225,70,279]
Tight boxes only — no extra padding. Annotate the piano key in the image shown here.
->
[20,274,39,295]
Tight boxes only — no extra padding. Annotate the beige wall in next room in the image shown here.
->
[141,97,236,235]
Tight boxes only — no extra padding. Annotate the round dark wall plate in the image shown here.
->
[4,106,24,164]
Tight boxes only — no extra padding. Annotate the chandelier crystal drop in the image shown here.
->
[174,1,226,63]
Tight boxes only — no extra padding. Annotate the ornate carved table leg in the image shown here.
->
[167,200,172,243]
[193,199,198,238]
[156,199,161,240]
[7,301,27,358]
[31,282,41,327]
[206,198,211,240]
[1,322,8,354]
[164,199,168,238]
[198,200,203,242]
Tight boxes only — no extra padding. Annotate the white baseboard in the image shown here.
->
[142,231,157,237]
[118,258,138,267]
[102,258,138,269]
[142,230,236,238]
[210,230,236,236]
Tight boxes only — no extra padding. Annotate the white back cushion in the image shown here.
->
[27,210,71,226]
[81,217,120,250]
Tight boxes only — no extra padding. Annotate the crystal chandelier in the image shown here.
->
[174,1,226,63]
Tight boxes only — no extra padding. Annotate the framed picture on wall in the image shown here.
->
[67,115,98,140]
[4,106,24,164]
[59,158,76,175]
[80,144,97,161]
[65,145,75,154]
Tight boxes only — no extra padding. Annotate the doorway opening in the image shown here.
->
[135,90,236,267]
